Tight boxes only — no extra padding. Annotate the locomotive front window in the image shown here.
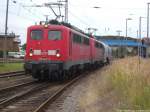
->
[31,30,42,40]
[48,30,61,40]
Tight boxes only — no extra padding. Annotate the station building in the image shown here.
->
[95,36,148,58]
[0,33,21,58]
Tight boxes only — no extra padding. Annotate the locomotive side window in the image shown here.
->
[73,34,82,44]
[48,30,61,40]
[31,30,42,40]
[83,37,89,45]
[99,43,103,48]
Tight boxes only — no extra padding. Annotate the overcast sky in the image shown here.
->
[0,0,150,44]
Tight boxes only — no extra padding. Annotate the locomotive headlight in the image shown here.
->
[56,53,61,58]
[44,24,48,28]
[55,49,61,58]
[29,53,33,57]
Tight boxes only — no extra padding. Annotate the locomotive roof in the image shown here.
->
[28,24,91,38]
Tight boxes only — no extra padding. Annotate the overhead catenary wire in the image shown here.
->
[10,0,44,20]
[68,11,91,28]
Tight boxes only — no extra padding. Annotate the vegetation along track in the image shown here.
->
[0,71,25,78]
[0,73,84,112]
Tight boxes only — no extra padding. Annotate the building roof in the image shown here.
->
[0,33,19,38]
[101,39,147,47]
[95,36,147,47]
[95,35,137,41]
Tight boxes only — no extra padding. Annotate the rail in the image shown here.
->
[0,71,25,78]
[33,74,83,112]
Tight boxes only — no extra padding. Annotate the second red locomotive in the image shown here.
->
[24,23,111,80]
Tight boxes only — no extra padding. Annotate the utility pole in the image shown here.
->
[139,17,142,58]
[146,3,150,58]
[65,0,68,23]
[138,16,142,71]
[125,18,132,57]
[4,0,9,61]
[147,3,150,39]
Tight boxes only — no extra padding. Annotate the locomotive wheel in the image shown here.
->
[49,71,55,81]
[58,70,63,81]
[63,70,70,80]
[49,71,60,81]
[37,73,45,81]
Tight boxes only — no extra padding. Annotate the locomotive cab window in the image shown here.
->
[48,30,61,40]
[31,30,43,40]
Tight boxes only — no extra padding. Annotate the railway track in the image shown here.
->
[0,81,49,109]
[0,73,84,112]
[0,80,36,94]
[0,71,25,78]
[0,75,34,90]
[34,75,83,112]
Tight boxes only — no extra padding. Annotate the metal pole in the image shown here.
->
[138,16,143,71]
[139,17,142,57]
[4,0,9,61]
[147,3,150,38]
[147,3,150,58]
[126,19,128,37]
[65,0,68,23]
[137,30,139,38]
[125,18,132,57]
[125,19,128,57]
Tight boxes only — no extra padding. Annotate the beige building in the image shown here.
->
[0,33,21,58]
[0,33,20,52]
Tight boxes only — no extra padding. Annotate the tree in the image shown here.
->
[21,43,26,51]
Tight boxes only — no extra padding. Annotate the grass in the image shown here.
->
[104,57,150,110]
[0,63,24,73]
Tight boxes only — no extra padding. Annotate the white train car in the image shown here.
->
[100,41,112,64]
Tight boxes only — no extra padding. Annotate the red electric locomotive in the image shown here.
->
[24,23,110,80]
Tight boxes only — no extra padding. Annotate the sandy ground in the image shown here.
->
[46,66,120,112]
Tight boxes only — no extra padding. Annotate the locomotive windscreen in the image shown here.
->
[48,30,61,40]
[31,30,42,40]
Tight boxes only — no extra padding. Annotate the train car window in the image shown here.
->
[95,42,99,48]
[73,34,82,44]
[48,30,61,40]
[31,30,42,40]
[83,37,89,45]
[99,43,103,48]
[95,41,103,48]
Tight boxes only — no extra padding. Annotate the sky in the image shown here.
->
[0,0,150,44]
